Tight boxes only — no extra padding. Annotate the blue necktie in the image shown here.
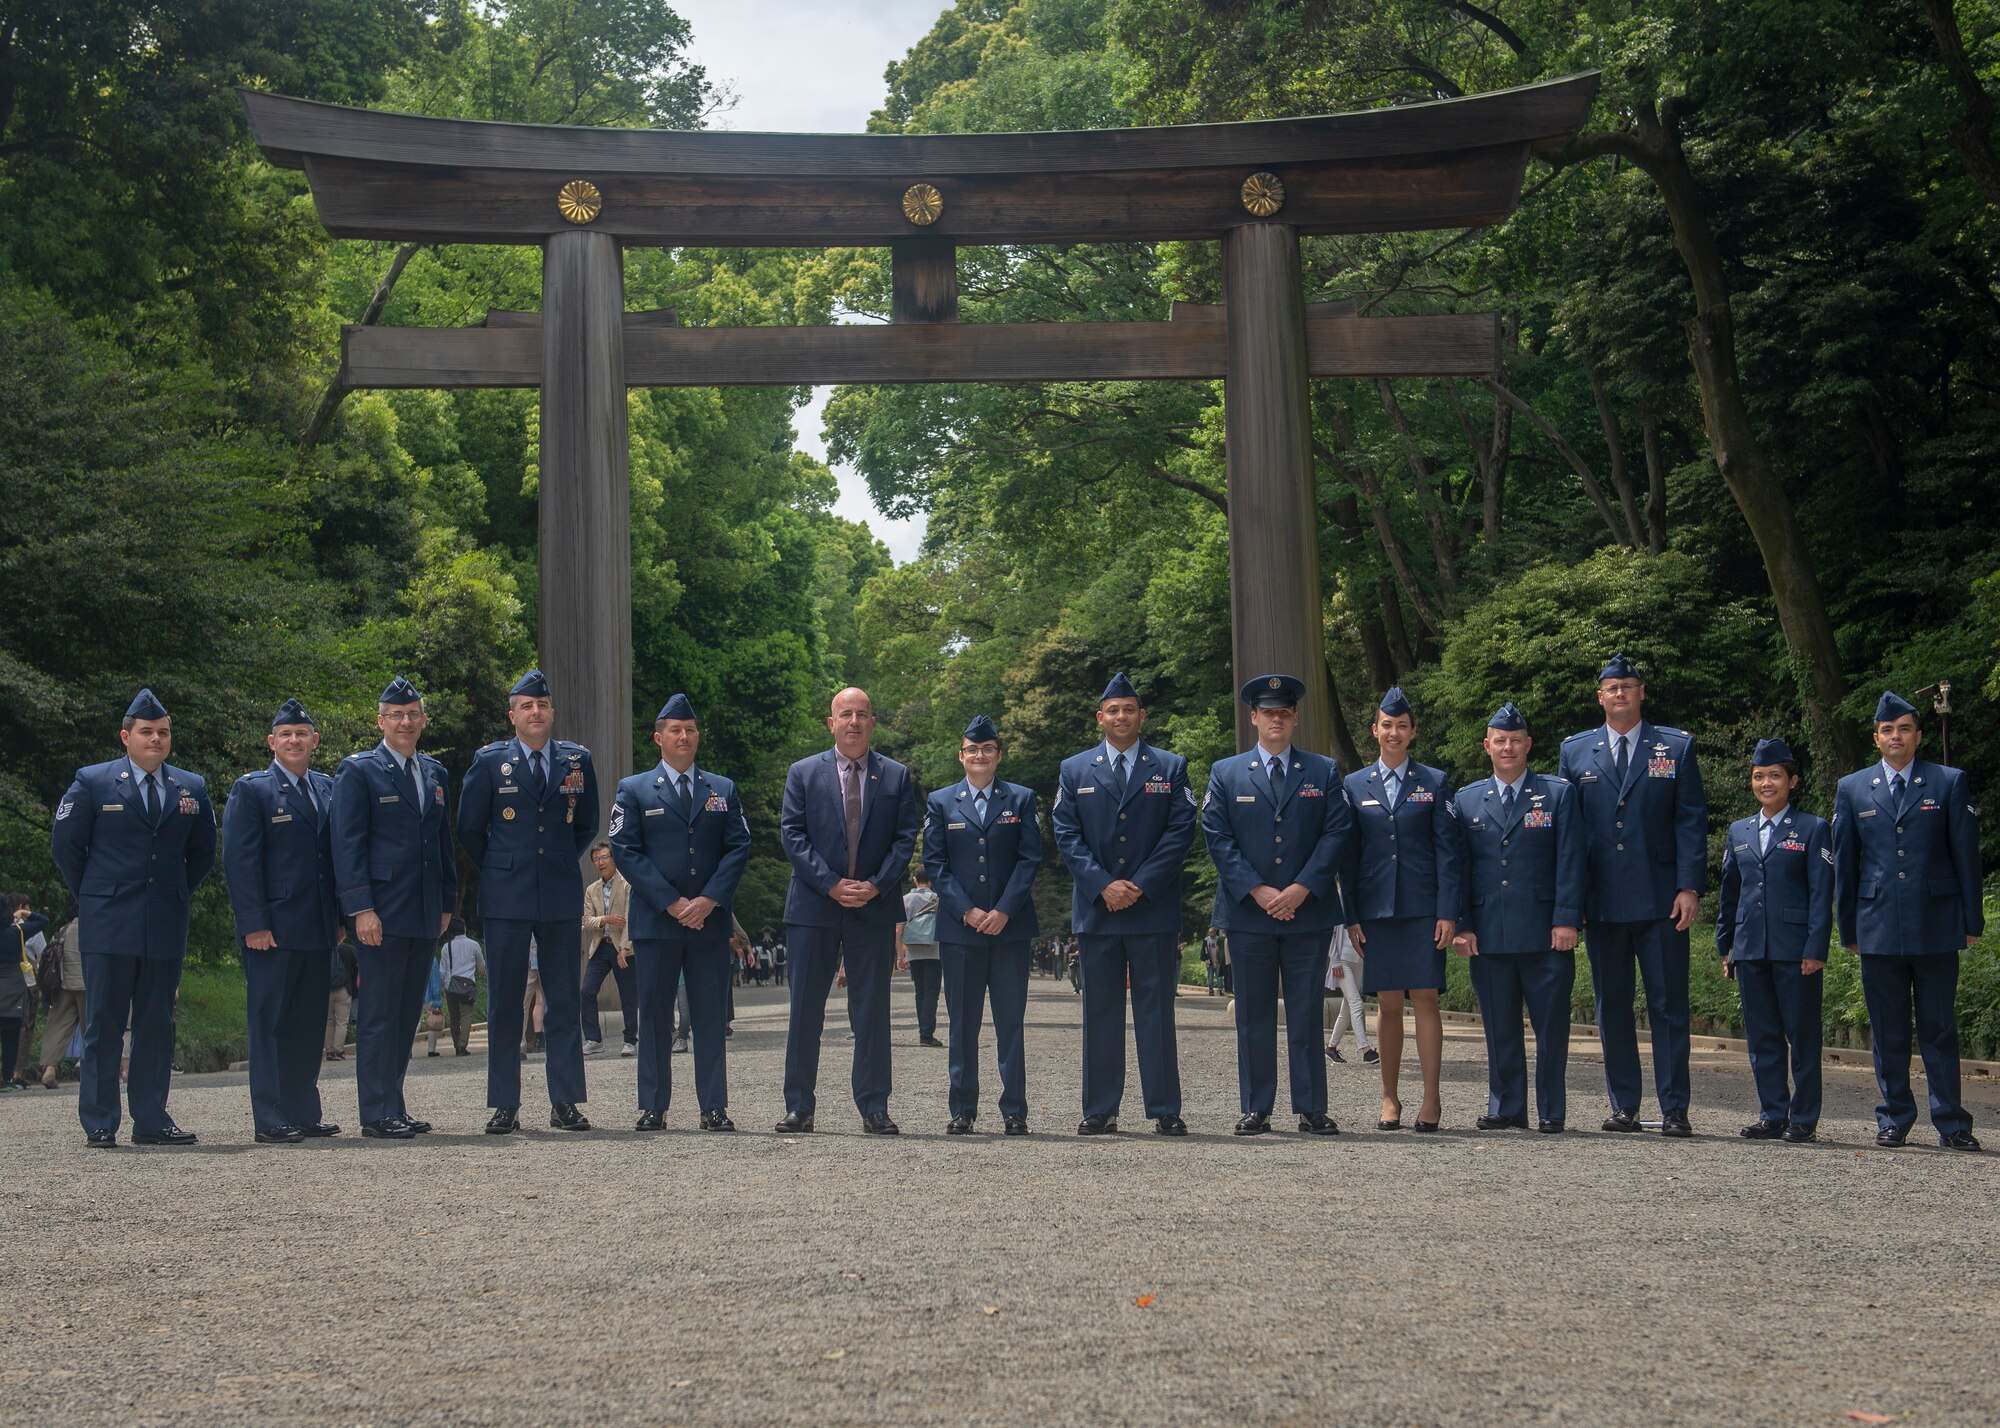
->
[1111,752,1128,799]
[1890,773,1906,815]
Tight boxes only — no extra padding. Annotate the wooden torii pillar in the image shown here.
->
[243,75,1597,808]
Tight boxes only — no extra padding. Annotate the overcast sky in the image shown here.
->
[675,0,944,563]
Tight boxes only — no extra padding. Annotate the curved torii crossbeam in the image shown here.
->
[242,75,1597,797]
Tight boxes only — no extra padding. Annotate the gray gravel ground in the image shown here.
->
[3,976,1997,1427]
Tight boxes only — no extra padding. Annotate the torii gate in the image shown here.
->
[241,75,1597,816]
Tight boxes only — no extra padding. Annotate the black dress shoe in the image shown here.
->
[1154,1115,1188,1136]
[1602,1109,1642,1133]
[255,1125,303,1144]
[634,1110,665,1131]
[1537,1119,1566,1134]
[1739,1120,1786,1140]
[400,1118,433,1134]
[700,1109,735,1132]
[947,1113,976,1135]
[1077,1115,1117,1136]
[861,1112,900,1135]
[1876,1125,1908,1147]
[85,1129,117,1149]
[919,1036,944,1048]
[1661,1110,1692,1138]
[131,1123,197,1146]
[1476,1114,1528,1130]
[1782,1123,1816,1144]
[298,1122,341,1138]
[1298,1113,1339,1136]
[485,1108,520,1135]
[362,1118,414,1139]
[550,1102,591,1131]
[775,1112,814,1133]
[1003,1115,1029,1136]
[1234,1112,1270,1136]
[1941,1130,1984,1152]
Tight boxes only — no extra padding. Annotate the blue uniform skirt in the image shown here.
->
[1358,916,1446,994]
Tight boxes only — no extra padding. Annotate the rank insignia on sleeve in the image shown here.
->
[55,799,72,821]
[1183,784,1197,806]
[1821,847,1835,864]
[608,803,625,836]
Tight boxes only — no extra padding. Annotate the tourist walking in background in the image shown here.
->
[897,866,943,1047]
[436,918,484,1057]
[36,911,82,1089]
[325,936,358,1061]
[1323,924,1374,1065]
[579,841,637,1057]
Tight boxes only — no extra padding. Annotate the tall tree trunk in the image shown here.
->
[1590,370,1647,548]
[1324,492,1399,690]
[1640,416,1668,554]
[1481,378,1634,548]
[300,241,421,451]
[1315,420,1444,638]
[1556,103,1859,773]
[1447,378,1511,555]
[1322,661,1363,770]
[1375,379,1461,594]
[1916,0,2000,210]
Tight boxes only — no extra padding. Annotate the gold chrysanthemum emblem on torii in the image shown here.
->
[1240,171,1285,217]
[902,182,944,225]
[557,179,603,224]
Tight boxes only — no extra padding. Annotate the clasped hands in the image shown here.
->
[829,878,879,910]
[961,907,1010,936]
[1099,879,1145,912]
[1250,883,1311,921]
[666,895,718,930]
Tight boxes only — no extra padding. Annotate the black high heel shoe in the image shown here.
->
[1376,1101,1403,1131]
[1412,1109,1441,1133]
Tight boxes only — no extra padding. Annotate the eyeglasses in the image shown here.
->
[381,710,425,724]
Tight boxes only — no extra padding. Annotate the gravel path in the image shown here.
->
[3,977,1996,1426]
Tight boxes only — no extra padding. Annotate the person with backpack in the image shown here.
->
[897,867,943,1047]
[35,911,82,1089]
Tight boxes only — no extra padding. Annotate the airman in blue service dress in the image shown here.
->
[457,668,601,1133]
[777,687,922,1135]
[50,688,217,1148]
[1339,685,1461,1131]
[1453,702,1585,1132]
[1051,672,1199,1136]
[1557,654,1707,1137]
[1833,691,1984,1151]
[922,714,1043,1135]
[222,698,341,1143]
[1717,737,1831,1144]
[609,693,751,1132]
[1200,674,1349,1136]
[329,677,457,1140]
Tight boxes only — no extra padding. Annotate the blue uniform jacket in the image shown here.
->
[1200,749,1350,935]
[1717,809,1832,963]
[780,750,921,929]
[921,780,1042,945]
[221,763,339,950]
[1452,773,1585,957]
[1337,761,1462,925]
[329,744,458,941]
[1051,740,1198,937]
[456,737,600,921]
[1832,760,1983,956]
[1557,721,1708,923]
[608,763,752,943]
[50,759,217,960]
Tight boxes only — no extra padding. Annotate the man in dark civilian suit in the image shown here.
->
[1200,674,1350,1137]
[1557,653,1707,1138]
[222,698,342,1143]
[777,687,921,1134]
[1833,691,1983,1151]
[50,688,217,1148]
[922,714,1042,1136]
[328,677,457,1140]
[1051,672,1199,1136]
[609,693,751,1131]
[457,668,601,1133]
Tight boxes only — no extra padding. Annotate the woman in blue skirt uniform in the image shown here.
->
[1338,689,1463,1132]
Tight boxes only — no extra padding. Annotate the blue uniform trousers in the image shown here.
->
[1734,960,1823,1128]
[580,938,638,1046]
[784,922,894,1119]
[1228,931,1328,1116]
[635,938,730,1113]
[940,940,1030,1119]
[1078,933,1182,1120]
[242,945,327,1131]
[1586,919,1691,1115]
[1469,951,1575,1123]
[79,954,182,1135]
[485,918,586,1109]
[1859,952,1968,1136]
[354,936,432,1125]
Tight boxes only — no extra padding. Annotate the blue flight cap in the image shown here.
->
[1378,686,1413,718]
[656,693,697,722]
[1750,737,1796,767]
[963,714,1001,745]
[271,697,315,729]
[1873,690,1918,724]
[1240,673,1305,709]
[125,688,168,721]
[509,668,551,699]
[1487,701,1528,731]
[379,676,422,706]
[1598,652,1641,682]
[1099,671,1141,704]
